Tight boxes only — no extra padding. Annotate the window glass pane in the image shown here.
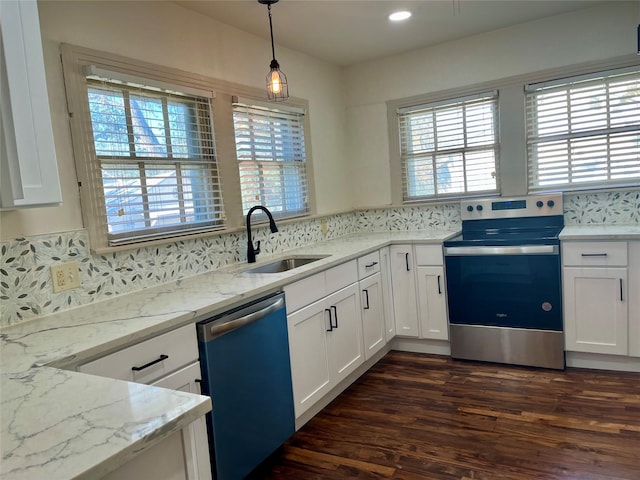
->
[435,106,464,150]
[102,163,146,233]
[527,68,640,192]
[86,77,224,246]
[88,88,129,156]
[398,92,498,201]
[233,103,309,219]
[406,155,434,198]
[130,95,168,157]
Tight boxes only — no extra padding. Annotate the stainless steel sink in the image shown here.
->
[242,256,328,274]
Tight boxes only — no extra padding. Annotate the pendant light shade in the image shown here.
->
[259,0,289,101]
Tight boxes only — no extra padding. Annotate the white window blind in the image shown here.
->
[526,67,640,192]
[397,92,499,202]
[85,77,224,246]
[232,101,309,219]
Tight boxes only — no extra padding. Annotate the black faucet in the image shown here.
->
[246,205,279,263]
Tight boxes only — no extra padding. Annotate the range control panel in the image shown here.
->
[460,193,563,221]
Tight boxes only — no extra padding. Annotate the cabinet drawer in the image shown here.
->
[563,242,627,267]
[357,251,380,279]
[414,245,443,266]
[78,324,198,384]
[284,271,326,313]
[325,260,358,294]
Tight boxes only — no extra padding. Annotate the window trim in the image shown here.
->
[61,44,315,252]
[232,96,311,222]
[387,54,640,205]
[390,89,501,204]
[525,66,640,193]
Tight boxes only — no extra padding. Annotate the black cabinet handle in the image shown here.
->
[131,354,168,372]
[331,305,338,328]
[437,275,442,295]
[365,261,378,268]
[581,253,607,257]
[405,252,410,271]
[325,308,333,331]
[363,289,370,310]
[620,279,624,302]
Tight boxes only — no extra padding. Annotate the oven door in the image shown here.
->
[444,245,562,331]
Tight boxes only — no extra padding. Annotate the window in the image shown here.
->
[85,77,224,246]
[232,99,309,219]
[397,92,499,202]
[526,67,640,192]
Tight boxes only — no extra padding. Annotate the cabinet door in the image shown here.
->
[417,266,449,340]
[0,0,62,208]
[563,267,628,355]
[104,362,211,480]
[389,245,419,337]
[287,300,332,418]
[360,272,386,360]
[152,363,212,480]
[325,283,364,385]
[380,247,396,341]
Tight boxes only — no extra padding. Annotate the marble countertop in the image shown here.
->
[559,224,640,240]
[0,230,457,480]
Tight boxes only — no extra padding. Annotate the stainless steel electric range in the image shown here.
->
[443,193,565,370]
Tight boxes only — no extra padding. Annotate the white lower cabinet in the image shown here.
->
[563,267,628,355]
[360,272,386,359]
[287,283,363,418]
[416,265,448,340]
[78,325,211,480]
[562,241,629,357]
[380,246,396,341]
[285,261,364,419]
[389,245,419,337]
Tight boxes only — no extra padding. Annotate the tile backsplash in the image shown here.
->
[1,190,638,327]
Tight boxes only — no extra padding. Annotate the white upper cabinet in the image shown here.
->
[0,0,62,208]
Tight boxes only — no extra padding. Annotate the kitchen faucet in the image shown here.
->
[246,205,279,263]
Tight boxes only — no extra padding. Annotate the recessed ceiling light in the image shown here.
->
[388,10,412,22]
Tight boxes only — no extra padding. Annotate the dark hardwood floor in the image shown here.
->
[250,351,640,480]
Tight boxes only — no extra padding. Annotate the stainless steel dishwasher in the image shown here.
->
[197,292,295,480]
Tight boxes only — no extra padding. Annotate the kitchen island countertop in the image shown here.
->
[0,230,458,480]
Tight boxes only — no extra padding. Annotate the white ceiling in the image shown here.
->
[173,0,614,66]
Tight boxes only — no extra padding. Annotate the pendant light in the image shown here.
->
[258,0,289,101]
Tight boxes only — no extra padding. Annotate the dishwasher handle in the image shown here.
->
[200,294,285,342]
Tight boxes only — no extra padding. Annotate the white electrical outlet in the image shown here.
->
[51,261,81,293]
[321,218,328,236]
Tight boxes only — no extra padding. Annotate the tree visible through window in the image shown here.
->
[86,79,224,245]
[397,92,499,202]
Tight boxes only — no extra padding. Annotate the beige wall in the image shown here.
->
[0,0,349,240]
[2,1,638,239]
[344,2,640,208]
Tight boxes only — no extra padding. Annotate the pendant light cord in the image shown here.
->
[268,4,276,62]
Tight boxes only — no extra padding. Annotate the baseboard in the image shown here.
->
[566,352,640,372]
[390,337,451,356]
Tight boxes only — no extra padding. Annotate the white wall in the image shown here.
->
[0,0,349,240]
[345,2,640,208]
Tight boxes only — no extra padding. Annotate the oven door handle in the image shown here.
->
[444,245,559,256]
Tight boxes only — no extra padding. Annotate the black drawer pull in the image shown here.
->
[131,354,169,372]
[620,279,624,302]
[363,289,370,310]
[581,253,608,257]
[325,308,333,331]
[331,305,338,328]
[405,253,410,271]
[437,275,442,295]
[365,261,378,268]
